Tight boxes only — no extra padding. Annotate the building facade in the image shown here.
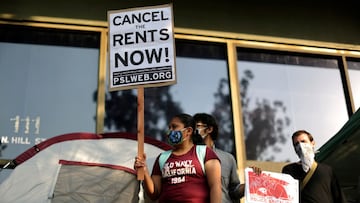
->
[1,1,359,196]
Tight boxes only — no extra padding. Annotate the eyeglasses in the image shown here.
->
[196,124,208,128]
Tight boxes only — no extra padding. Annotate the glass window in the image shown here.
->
[237,48,349,162]
[0,24,100,182]
[102,40,236,154]
[347,59,360,111]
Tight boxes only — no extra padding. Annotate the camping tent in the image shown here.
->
[0,132,172,203]
[316,108,360,202]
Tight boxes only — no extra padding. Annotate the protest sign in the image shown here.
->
[107,3,176,180]
[245,167,299,203]
[108,4,176,91]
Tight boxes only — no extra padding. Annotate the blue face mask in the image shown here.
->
[167,128,186,146]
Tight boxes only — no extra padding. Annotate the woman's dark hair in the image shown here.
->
[174,113,195,131]
[193,113,219,141]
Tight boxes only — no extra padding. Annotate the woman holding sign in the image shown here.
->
[134,113,222,203]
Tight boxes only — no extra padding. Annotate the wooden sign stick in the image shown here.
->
[137,87,145,180]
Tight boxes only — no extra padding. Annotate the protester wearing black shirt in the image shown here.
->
[282,130,347,203]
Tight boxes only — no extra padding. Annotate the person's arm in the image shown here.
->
[205,159,222,203]
[226,155,241,202]
[143,170,162,200]
[134,154,162,200]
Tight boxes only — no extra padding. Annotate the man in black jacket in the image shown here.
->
[282,130,347,203]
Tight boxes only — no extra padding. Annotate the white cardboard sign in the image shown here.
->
[107,4,176,91]
[245,167,299,203]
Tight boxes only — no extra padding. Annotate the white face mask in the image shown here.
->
[196,127,208,139]
[294,142,315,172]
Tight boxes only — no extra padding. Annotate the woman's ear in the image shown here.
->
[186,127,193,135]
